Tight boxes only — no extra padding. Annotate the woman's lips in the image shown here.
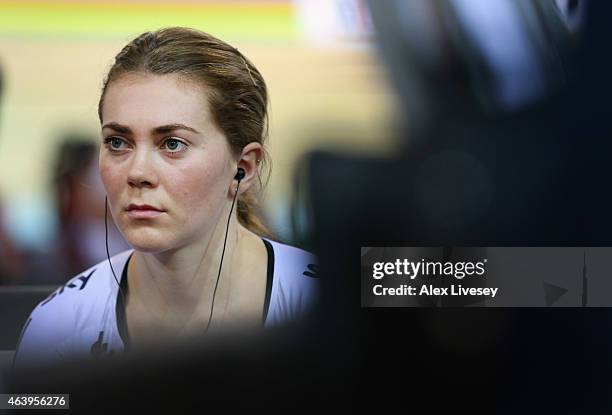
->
[126,204,165,219]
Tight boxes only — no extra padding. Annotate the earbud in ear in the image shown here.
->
[234,167,246,181]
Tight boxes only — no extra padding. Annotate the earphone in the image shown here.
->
[234,167,245,181]
[105,166,246,338]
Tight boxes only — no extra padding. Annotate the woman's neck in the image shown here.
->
[128,216,250,318]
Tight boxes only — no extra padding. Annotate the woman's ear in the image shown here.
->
[232,142,263,196]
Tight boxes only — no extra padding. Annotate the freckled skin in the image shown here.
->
[99,73,236,254]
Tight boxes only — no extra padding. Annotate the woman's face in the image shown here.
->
[99,73,236,253]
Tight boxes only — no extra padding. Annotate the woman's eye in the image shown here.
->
[110,137,124,149]
[162,138,188,153]
[104,137,127,151]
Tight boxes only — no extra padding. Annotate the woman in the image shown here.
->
[13,27,319,368]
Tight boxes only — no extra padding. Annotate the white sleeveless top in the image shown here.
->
[13,238,319,368]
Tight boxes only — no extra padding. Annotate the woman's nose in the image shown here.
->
[127,149,158,188]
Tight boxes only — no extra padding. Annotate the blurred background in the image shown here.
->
[0,0,397,285]
[3,0,612,412]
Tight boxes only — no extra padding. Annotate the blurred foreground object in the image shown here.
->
[297,0,612,410]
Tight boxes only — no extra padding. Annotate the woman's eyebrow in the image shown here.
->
[152,124,201,135]
[102,122,132,134]
[101,122,201,135]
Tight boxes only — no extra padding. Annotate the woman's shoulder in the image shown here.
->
[34,249,133,312]
[262,238,319,326]
[263,238,319,278]
[13,250,133,368]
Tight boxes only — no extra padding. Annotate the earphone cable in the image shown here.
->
[205,179,241,333]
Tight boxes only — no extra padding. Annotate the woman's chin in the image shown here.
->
[129,243,168,254]
[122,231,177,254]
